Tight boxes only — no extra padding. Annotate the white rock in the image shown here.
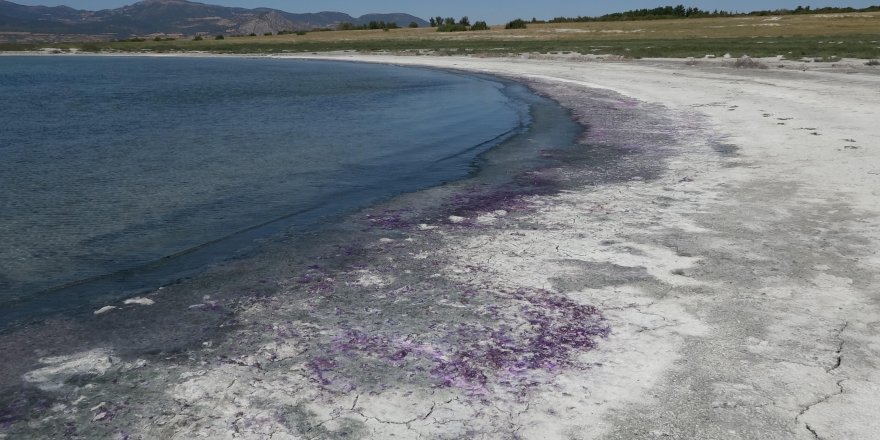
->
[23,349,113,391]
[448,215,466,224]
[123,297,154,306]
[93,306,117,315]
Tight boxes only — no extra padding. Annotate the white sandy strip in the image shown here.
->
[265,54,880,438]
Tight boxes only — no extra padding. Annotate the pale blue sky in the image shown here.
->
[13,0,880,23]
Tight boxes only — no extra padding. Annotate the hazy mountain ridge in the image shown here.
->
[0,0,428,39]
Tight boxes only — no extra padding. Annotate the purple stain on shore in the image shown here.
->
[0,395,43,431]
[308,357,338,386]
[296,268,337,295]
[307,287,608,395]
[515,170,559,188]
[445,186,535,218]
[365,209,413,230]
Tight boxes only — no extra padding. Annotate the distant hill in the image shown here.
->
[0,0,428,40]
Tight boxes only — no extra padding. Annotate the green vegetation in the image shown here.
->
[215,34,224,40]
[434,16,490,32]
[10,33,875,59]
[337,21,400,31]
[547,4,880,22]
[505,19,528,29]
[470,21,490,31]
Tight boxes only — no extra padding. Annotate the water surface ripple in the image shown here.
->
[0,56,528,323]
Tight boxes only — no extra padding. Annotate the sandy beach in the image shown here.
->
[3,53,880,439]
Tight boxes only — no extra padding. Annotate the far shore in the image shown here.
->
[2,52,879,439]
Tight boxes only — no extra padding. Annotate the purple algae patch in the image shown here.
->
[444,186,535,217]
[365,209,413,230]
[306,287,608,396]
[307,357,338,386]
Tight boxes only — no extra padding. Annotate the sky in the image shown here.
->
[12,0,880,23]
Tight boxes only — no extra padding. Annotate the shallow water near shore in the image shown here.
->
[0,56,581,327]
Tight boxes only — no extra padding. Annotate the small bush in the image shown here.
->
[733,56,768,69]
[408,21,419,28]
[264,32,273,36]
[865,59,879,66]
[470,21,490,31]
[193,35,204,41]
[437,23,469,32]
[215,35,225,40]
[505,19,528,29]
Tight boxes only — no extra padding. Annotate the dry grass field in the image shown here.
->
[4,11,880,58]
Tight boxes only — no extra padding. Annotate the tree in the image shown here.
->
[409,21,420,28]
[505,18,527,29]
[429,17,436,27]
[434,16,444,27]
[444,17,456,25]
[459,16,471,26]
[470,21,490,31]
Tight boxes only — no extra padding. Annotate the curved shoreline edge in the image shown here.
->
[2,54,879,439]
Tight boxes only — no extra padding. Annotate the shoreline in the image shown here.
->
[2,54,879,438]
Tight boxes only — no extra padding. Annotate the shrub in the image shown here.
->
[865,59,879,66]
[214,34,225,40]
[505,19,528,29]
[264,32,273,36]
[437,23,469,32]
[733,56,768,69]
[408,21,419,28]
[193,35,204,41]
[470,21,490,31]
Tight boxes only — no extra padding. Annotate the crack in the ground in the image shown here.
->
[794,321,851,439]
[795,379,846,440]
[827,321,849,373]
[353,401,437,427]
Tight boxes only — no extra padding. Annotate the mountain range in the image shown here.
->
[0,0,428,41]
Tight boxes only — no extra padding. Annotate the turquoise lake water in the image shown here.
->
[0,56,538,325]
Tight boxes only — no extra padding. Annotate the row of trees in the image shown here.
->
[429,16,490,32]
[547,4,880,23]
[337,21,407,31]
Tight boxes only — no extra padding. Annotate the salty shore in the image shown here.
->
[3,53,880,439]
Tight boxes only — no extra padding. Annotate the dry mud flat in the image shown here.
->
[3,55,880,439]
